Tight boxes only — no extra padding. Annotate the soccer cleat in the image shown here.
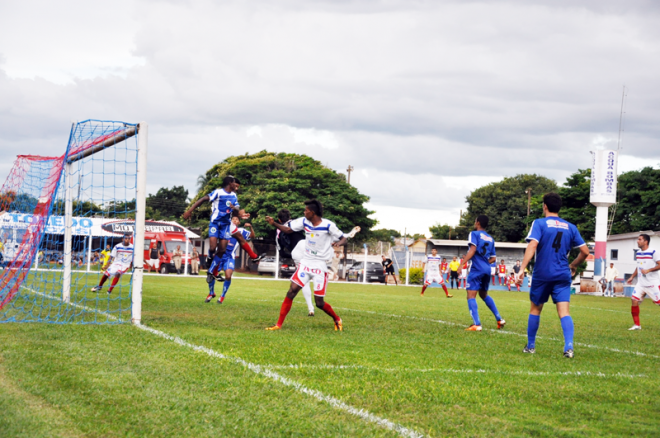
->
[563,349,574,359]
[251,253,266,263]
[265,325,281,331]
[206,271,224,284]
[217,296,225,304]
[91,286,102,292]
[628,325,642,331]
[497,319,506,329]
[465,324,482,331]
[522,346,536,354]
[205,293,216,303]
[308,312,315,317]
[446,294,453,298]
[334,319,343,331]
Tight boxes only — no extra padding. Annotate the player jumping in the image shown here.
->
[517,193,589,358]
[461,215,505,331]
[626,234,660,330]
[265,200,347,331]
[421,249,452,297]
[91,233,133,294]
[182,176,261,284]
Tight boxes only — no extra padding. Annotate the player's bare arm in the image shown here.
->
[243,223,255,239]
[265,216,294,234]
[488,256,496,264]
[640,260,660,276]
[182,195,210,220]
[568,244,590,277]
[331,236,348,247]
[517,240,538,284]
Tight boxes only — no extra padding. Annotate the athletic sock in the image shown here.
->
[560,315,574,351]
[208,255,222,275]
[208,278,215,295]
[221,279,232,298]
[98,275,109,287]
[631,306,640,326]
[321,302,340,322]
[421,285,427,295]
[240,242,258,259]
[442,284,449,296]
[527,314,540,349]
[482,295,502,321]
[276,296,293,327]
[108,276,120,292]
[467,298,481,326]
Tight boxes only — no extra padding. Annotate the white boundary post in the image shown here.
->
[132,122,148,324]
[86,235,92,272]
[405,249,410,286]
[363,244,367,284]
[274,245,280,280]
[62,162,73,303]
[184,239,189,276]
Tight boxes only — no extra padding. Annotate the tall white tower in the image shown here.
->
[590,149,618,277]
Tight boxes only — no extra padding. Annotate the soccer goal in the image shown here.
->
[0,120,148,324]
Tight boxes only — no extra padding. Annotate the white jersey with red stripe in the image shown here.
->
[425,255,442,274]
[110,243,134,267]
[635,249,660,287]
[289,217,345,263]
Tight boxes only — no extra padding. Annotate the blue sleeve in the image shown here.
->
[468,231,477,247]
[242,229,251,241]
[526,219,543,242]
[232,194,240,209]
[570,225,586,249]
[208,190,217,201]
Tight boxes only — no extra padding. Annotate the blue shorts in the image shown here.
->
[209,222,234,240]
[529,277,572,305]
[466,272,491,292]
[219,257,235,272]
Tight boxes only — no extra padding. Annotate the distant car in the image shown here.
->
[347,261,386,283]
[279,258,296,278]
[257,256,278,275]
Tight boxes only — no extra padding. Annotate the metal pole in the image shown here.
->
[275,245,280,280]
[184,238,189,276]
[405,248,410,286]
[132,122,148,324]
[363,244,368,284]
[62,162,73,303]
[86,235,92,272]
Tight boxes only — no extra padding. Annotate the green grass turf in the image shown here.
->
[1,277,659,437]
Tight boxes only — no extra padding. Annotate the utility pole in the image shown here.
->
[525,187,531,217]
[347,165,354,184]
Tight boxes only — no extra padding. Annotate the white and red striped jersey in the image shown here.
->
[635,249,660,287]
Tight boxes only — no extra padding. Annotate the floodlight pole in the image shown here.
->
[132,122,148,325]
[62,161,73,303]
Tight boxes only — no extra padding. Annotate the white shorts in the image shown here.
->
[460,269,468,278]
[632,284,660,304]
[291,259,328,297]
[425,272,445,286]
[105,262,131,277]
[291,240,306,265]
[490,267,496,275]
[499,273,506,278]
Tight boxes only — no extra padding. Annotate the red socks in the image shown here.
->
[442,284,449,296]
[98,275,109,287]
[108,276,120,292]
[321,302,340,322]
[241,242,258,259]
[276,297,293,327]
[632,306,640,326]
[421,285,427,295]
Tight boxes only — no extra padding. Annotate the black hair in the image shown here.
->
[304,199,323,217]
[222,176,235,188]
[543,192,562,213]
[123,233,132,238]
[233,177,241,185]
[277,208,291,223]
[476,214,489,228]
[640,234,651,244]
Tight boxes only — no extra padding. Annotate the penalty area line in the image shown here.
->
[135,323,426,438]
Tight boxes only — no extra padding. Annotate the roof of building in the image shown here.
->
[607,230,659,242]
[426,239,527,249]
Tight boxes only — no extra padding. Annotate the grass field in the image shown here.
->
[1,276,659,437]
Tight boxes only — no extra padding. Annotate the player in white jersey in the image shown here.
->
[626,234,660,330]
[421,249,453,297]
[265,200,347,331]
[91,234,134,294]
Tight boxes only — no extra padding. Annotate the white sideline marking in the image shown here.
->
[267,363,646,379]
[513,299,630,314]
[135,323,425,438]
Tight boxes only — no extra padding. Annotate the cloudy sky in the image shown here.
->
[1,0,659,235]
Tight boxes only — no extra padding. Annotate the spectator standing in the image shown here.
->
[172,245,183,274]
[605,263,619,297]
[382,255,397,285]
[191,248,200,275]
[513,260,522,276]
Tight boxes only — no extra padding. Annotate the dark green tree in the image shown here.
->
[147,186,189,220]
[187,151,376,239]
[557,169,596,240]
[429,223,466,240]
[369,228,401,242]
[611,167,660,234]
[460,174,558,242]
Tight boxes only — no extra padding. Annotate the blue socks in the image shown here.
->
[527,314,540,349]
[208,254,222,275]
[467,298,481,326]
[560,315,574,351]
[208,278,215,295]
[482,295,502,321]
[221,279,232,298]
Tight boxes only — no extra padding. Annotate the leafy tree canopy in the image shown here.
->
[429,223,465,240]
[146,186,189,221]
[369,228,401,242]
[187,151,376,239]
[460,174,558,242]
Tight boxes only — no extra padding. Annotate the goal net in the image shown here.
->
[0,120,147,324]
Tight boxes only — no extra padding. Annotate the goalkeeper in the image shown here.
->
[91,233,134,294]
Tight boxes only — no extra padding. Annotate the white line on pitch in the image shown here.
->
[512,299,630,314]
[265,363,646,379]
[135,323,425,438]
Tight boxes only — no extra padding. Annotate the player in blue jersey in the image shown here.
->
[183,176,262,284]
[206,214,254,304]
[460,215,506,331]
[517,193,589,358]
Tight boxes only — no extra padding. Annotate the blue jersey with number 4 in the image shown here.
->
[468,230,496,276]
[526,217,585,282]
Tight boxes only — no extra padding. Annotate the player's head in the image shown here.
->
[543,192,562,214]
[501,259,505,263]
[452,256,457,261]
[442,257,446,262]
[277,208,291,223]
[304,199,323,219]
[106,244,110,250]
[122,233,131,245]
[431,248,437,255]
[233,177,241,190]
[516,260,520,265]
[231,215,240,225]
[475,215,489,229]
[222,176,235,190]
[638,234,651,249]
[381,255,386,259]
